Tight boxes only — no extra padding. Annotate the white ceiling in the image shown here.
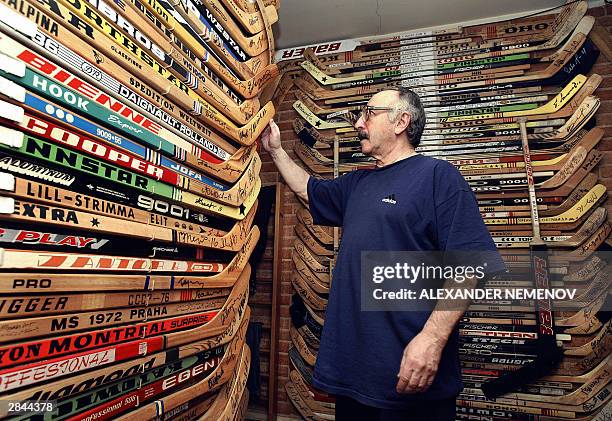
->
[272,0,604,50]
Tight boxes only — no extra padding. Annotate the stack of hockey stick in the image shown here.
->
[285,203,336,421]
[276,1,611,419]
[0,0,280,416]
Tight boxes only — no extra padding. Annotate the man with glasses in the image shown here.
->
[261,87,504,420]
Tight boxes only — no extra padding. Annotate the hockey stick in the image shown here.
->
[539,173,599,217]
[294,141,371,175]
[307,90,597,147]
[111,338,248,421]
[471,149,603,196]
[43,326,245,421]
[0,61,232,163]
[172,0,272,57]
[558,289,608,329]
[439,76,599,125]
[196,345,250,421]
[293,252,329,292]
[482,183,606,226]
[290,325,317,366]
[344,1,584,55]
[291,297,322,349]
[231,0,279,13]
[492,207,607,248]
[439,74,589,122]
[285,381,327,421]
[65,0,258,125]
[0,267,248,389]
[564,319,612,357]
[296,88,552,125]
[292,272,328,312]
[293,294,324,336]
[3,96,251,190]
[294,238,332,276]
[296,206,334,244]
[1,0,275,145]
[0,196,257,253]
[0,231,254,293]
[0,132,260,220]
[478,170,594,212]
[3,171,250,237]
[97,0,247,103]
[0,294,228,349]
[0,69,251,182]
[0,315,247,406]
[0,269,252,370]
[0,28,257,164]
[3,114,260,207]
[0,284,230,319]
[295,221,334,256]
[481,117,561,399]
[459,381,611,416]
[6,91,256,184]
[36,345,227,419]
[0,14,254,157]
[292,75,592,135]
[221,0,276,34]
[153,0,268,73]
[312,13,592,81]
[123,0,279,98]
[0,245,229,270]
[299,36,594,100]
[289,371,335,417]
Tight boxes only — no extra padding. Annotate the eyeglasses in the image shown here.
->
[358,105,398,122]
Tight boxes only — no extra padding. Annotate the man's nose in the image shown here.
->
[354,114,365,130]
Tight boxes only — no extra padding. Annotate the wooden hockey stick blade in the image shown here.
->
[292,271,328,312]
[296,206,333,242]
[293,252,329,292]
[196,344,251,420]
[285,381,327,421]
[288,373,335,419]
[220,0,277,34]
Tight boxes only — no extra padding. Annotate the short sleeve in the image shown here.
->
[307,173,358,227]
[434,162,506,275]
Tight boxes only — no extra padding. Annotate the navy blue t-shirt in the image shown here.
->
[307,154,505,409]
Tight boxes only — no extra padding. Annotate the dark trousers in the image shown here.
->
[335,395,456,421]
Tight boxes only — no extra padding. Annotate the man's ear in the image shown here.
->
[394,112,411,135]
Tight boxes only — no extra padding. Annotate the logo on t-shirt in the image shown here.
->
[381,194,397,204]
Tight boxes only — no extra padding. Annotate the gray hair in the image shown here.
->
[386,87,426,148]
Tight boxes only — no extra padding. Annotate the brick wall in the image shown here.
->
[255,4,612,418]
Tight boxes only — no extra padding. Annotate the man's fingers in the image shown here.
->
[416,374,431,391]
[396,366,420,394]
[396,373,411,394]
[407,372,422,392]
[395,377,406,393]
[397,362,437,394]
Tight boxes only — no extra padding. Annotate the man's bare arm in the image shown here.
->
[261,120,310,203]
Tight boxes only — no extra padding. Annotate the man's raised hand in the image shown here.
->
[261,119,282,152]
